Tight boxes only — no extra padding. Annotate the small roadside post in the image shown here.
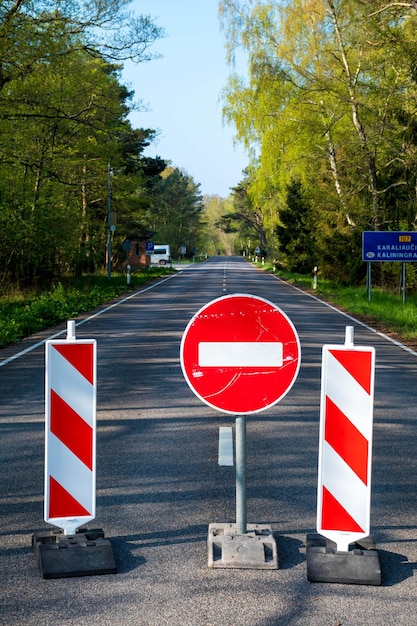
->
[180,294,301,569]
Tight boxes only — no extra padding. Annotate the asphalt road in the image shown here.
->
[1,256,417,625]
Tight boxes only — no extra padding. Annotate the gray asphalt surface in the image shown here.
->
[1,256,417,625]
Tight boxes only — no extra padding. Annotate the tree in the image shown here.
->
[149,167,204,257]
[219,0,417,279]
[202,195,237,255]
[217,174,269,254]
[0,1,164,92]
[276,180,317,273]
[0,49,135,283]
[0,2,165,286]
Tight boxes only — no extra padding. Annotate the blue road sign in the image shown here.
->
[362,231,417,262]
[146,241,155,252]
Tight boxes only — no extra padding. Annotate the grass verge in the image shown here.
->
[0,268,174,348]
[253,260,417,350]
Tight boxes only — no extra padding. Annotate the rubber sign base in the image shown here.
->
[208,523,278,569]
[32,528,116,579]
[306,533,381,586]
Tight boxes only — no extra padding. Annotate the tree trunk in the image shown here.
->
[328,0,381,229]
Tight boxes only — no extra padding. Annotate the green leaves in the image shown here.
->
[0,2,169,287]
[150,167,204,255]
[220,0,417,281]
[276,180,316,273]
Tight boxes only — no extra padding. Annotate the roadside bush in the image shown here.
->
[0,269,174,348]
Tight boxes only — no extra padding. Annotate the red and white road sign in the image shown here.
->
[45,338,96,535]
[317,340,375,552]
[180,294,300,414]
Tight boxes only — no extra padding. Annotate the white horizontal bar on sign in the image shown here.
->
[198,342,283,367]
[218,427,234,466]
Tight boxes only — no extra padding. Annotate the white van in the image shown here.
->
[150,244,172,266]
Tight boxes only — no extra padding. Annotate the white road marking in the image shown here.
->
[0,274,177,367]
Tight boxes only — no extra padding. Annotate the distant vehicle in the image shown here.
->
[150,244,172,266]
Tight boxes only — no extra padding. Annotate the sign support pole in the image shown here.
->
[400,263,406,304]
[366,262,372,302]
[236,415,247,535]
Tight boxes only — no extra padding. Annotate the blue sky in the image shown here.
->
[122,1,248,198]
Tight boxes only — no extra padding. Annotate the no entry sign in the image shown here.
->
[180,294,301,414]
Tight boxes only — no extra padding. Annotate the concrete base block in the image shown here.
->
[32,528,117,579]
[306,533,381,585]
[208,523,278,569]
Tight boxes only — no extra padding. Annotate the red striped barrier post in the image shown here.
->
[317,325,375,551]
[44,320,96,535]
[307,326,381,585]
[33,321,116,578]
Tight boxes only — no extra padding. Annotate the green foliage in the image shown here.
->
[148,167,204,257]
[276,180,316,273]
[0,2,167,288]
[0,3,212,288]
[0,48,133,285]
[271,266,417,345]
[318,228,365,286]
[216,174,270,254]
[0,268,174,348]
[219,0,417,283]
[0,1,165,83]
[200,195,237,256]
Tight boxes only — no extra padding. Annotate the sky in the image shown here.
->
[122,0,249,198]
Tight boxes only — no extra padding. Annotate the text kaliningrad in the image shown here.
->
[376,243,417,259]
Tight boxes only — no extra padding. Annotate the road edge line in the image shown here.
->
[272,274,417,358]
[0,274,179,368]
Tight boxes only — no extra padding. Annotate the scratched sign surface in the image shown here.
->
[180,294,301,415]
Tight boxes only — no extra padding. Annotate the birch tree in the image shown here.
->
[219,0,417,273]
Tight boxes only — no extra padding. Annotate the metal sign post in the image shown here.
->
[400,261,406,304]
[366,262,372,302]
[235,415,247,535]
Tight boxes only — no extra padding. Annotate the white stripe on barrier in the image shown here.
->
[48,433,94,513]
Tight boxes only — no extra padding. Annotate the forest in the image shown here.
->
[2,1,417,293]
[218,0,417,287]
[0,0,209,290]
